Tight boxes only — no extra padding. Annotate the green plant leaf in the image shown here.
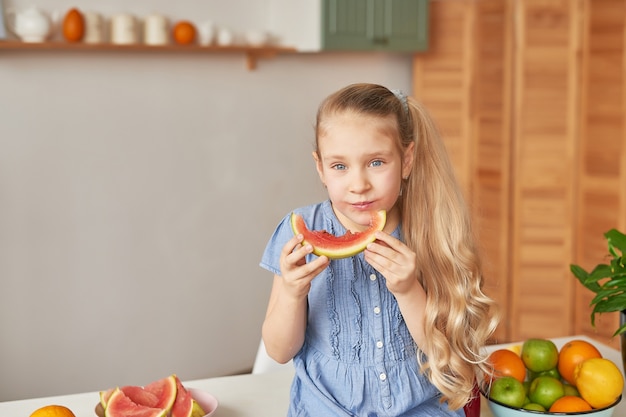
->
[610,257,626,275]
[605,229,626,259]
[591,293,626,313]
[570,263,589,280]
[603,276,626,288]
[587,264,615,283]
[574,229,626,336]
[570,264,602,292]
[613,321,626,337]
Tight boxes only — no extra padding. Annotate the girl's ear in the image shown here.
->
[312,151,325,185]
[402,141,415,179]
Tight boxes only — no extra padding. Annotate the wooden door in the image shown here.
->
[412,0,511,342]
[573,0,626,348]
[413,0,626,346]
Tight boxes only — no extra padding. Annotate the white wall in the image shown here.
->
[0,0,413,402]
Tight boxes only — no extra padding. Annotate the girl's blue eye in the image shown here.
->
[370,160,383,167]
[332,164,346,170]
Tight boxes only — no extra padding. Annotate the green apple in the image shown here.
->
[528,367,560,381]
[522,403,546,411]
[528,375,564,410]
[489,376,527,408]
[563,383,580,397]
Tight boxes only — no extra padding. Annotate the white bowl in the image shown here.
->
[481,389,621,417]
[190,388,218,417]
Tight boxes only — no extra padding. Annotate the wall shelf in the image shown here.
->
[0,40,297,70]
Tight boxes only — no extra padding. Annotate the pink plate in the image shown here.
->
[189,388,219,417]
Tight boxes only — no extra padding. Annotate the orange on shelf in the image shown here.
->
[62,8,85,42]
[172,21,197,45]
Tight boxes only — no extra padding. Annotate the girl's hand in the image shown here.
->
[364,231,420,295]
[279,234,329,299]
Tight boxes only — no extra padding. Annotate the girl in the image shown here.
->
[260,83,498,416]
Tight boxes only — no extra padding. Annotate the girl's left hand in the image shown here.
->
[364,230,419,295]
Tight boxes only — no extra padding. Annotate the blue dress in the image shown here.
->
[260,200,464,416]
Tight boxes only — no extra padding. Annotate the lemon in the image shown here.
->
[507,344,522,355]
[574,357,624,409]
[29,405,76,417]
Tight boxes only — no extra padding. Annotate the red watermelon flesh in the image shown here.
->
[100,375,177,411]
[104,388,167,417]
[144,375,177,410]
[100,387,159,408]
[290,210,386,259]
[170,376,194,417]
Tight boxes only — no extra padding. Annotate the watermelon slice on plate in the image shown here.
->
[96,375,217,417]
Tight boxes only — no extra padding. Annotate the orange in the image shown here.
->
[29,405,76,417]
[548,395,593,412]
[574,357,624,409]
[173,21,196,45]
[485,348,527,383]
[558,339,602,385]
[62,8,85,42]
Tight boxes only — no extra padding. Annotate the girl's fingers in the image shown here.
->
[367,233,409,265]
[371,231,408,253]
[280,235,329,280]
[282,234,305,256]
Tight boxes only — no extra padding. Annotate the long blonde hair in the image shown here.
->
[315,83,499,409]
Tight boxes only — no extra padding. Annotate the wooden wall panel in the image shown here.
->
[413,0,625,345]
[413,0,510,342]
[470,0,512,343]
[574,0,626,349]
[412,0,473,192]
[509,0,581,341]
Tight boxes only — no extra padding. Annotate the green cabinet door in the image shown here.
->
[322,0,429,52]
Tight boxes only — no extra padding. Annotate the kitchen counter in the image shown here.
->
[1,335,622,417]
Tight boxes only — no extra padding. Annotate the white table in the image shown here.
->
[0,369,295,417]
[1,335,623,417]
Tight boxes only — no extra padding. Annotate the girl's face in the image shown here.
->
[313,111,414,233]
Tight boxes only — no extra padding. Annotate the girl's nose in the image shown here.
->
[349,171,371,193]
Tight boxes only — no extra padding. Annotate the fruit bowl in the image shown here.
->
[480,389,621,417]
[189,389,219,417]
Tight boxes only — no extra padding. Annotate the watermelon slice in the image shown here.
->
[170,375,194,417]
[144,375,177,411]
[100,375,177,414]
[190,400,206,417]
[104,388,167,417]
[290,210,386,259]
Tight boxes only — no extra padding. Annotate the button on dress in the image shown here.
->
[260,201,464,416]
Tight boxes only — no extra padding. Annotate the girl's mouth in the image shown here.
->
[352,201,374,210]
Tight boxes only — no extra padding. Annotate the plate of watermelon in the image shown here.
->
[95,374,218,417]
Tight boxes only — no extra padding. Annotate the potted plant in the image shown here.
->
[571,229,626,370]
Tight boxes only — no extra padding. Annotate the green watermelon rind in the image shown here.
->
[290,210,386,259]
[171,375,194,417]
[190,400,206,417]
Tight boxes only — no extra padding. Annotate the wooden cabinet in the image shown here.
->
[322,0,428,51]
[269,0,428,52]
[412,0,626,348]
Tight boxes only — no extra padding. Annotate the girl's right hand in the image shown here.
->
[279,234,329,298]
